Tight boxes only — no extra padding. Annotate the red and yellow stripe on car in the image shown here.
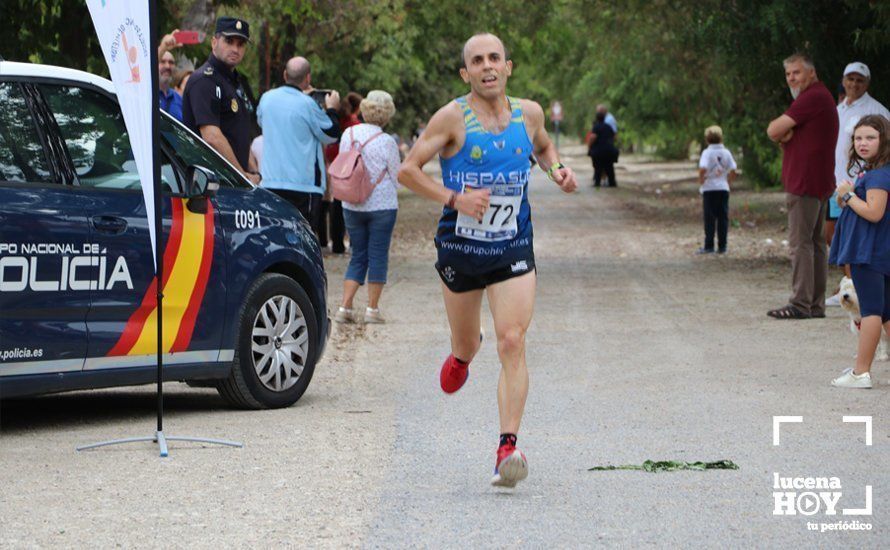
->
[107,199,215,356]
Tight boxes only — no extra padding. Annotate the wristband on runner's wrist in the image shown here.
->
[446,191,457,210]
[547,162,565,181]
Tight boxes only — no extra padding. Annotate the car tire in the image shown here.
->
[217,273,318,409]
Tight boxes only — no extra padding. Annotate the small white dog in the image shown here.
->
[838,276,890,361]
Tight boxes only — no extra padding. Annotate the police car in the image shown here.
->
[0,61,329,409]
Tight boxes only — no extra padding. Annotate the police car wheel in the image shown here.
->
[217,273,318,409]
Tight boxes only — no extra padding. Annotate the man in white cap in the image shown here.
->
[825,62,890,306]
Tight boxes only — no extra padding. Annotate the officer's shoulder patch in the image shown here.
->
[203,67,214,76]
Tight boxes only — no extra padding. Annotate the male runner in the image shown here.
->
[398,33,577,488]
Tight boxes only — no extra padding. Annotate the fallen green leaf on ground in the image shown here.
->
[588,460,739,472]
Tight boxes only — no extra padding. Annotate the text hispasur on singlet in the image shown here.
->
[436,95,534,274]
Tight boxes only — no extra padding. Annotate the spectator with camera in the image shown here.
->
[157,30,183,121]
[257,56,341,233]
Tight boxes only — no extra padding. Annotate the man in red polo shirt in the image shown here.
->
[766,53,839,319]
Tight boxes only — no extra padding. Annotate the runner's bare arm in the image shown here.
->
[522,99,577,193]
[398,104,491,220]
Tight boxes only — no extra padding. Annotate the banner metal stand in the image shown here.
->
[78,0,241,457]
[77,433,241,458]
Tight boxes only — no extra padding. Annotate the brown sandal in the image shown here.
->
[767,305,809,319]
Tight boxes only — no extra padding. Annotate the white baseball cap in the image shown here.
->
[844,62,870,79]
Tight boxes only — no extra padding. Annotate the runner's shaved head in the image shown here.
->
[462,33,507,67]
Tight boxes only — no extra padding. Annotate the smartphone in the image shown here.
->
[309,89,332,109]
[173,30,205,45]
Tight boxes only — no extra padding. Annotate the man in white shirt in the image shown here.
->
[834,63,889,186]
[826,62,890,305]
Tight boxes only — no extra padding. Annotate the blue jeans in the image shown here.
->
[343,209,397,284]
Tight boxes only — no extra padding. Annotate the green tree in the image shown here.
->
[7,0,890,185]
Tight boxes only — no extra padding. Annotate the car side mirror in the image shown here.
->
[187,165,220,197]
[186,165,219,213]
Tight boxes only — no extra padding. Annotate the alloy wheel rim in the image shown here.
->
[251,295,309,392]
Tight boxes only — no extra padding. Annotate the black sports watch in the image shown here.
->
[842,191,854,205]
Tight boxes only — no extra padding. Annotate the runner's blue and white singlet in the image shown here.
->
[435,95,534,274]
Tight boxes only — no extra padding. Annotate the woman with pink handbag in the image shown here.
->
[333,90,401,324]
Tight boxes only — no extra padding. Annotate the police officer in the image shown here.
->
[182,16,260,184]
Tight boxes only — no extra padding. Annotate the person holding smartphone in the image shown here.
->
[257,56,341,236]
[157,29,184,121]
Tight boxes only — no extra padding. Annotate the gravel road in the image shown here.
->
[1,147,886,548]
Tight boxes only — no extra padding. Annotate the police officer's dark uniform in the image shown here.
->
[182,17,256,171]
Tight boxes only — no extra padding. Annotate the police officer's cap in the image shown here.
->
[215,16,250,41]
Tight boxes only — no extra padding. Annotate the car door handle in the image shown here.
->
[91,215,128,234]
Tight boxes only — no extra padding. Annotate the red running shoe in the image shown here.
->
[439,354,469,394]
[491,444,528,488]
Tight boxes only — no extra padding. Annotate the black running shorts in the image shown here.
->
[435,257,536,293]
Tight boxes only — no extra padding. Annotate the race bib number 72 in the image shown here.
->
[455,183,522,242]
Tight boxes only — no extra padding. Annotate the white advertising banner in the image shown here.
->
[87,0,157,269]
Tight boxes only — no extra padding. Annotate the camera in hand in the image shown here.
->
[308,88,332,109]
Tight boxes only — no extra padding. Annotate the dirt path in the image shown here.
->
[1,147,886,548]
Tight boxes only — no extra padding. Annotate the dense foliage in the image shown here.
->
[4,0,889,185]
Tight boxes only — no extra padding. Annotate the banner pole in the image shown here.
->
[78,0,241,456]
[149,0,164,437]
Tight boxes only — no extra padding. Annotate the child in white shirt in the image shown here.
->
[697,125,738,254]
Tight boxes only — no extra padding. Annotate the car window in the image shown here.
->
[38,84,180,193]
[0,82,54,184]
[160,117,251,189]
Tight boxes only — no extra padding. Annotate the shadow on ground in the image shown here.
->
[0,387,323,433]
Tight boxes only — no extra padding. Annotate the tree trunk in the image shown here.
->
[258,21,270,94]
[60,0,91,70]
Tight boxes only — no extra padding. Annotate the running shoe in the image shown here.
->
[491,444,528,488]
[831,368,873,389]
[439,354,469,394]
